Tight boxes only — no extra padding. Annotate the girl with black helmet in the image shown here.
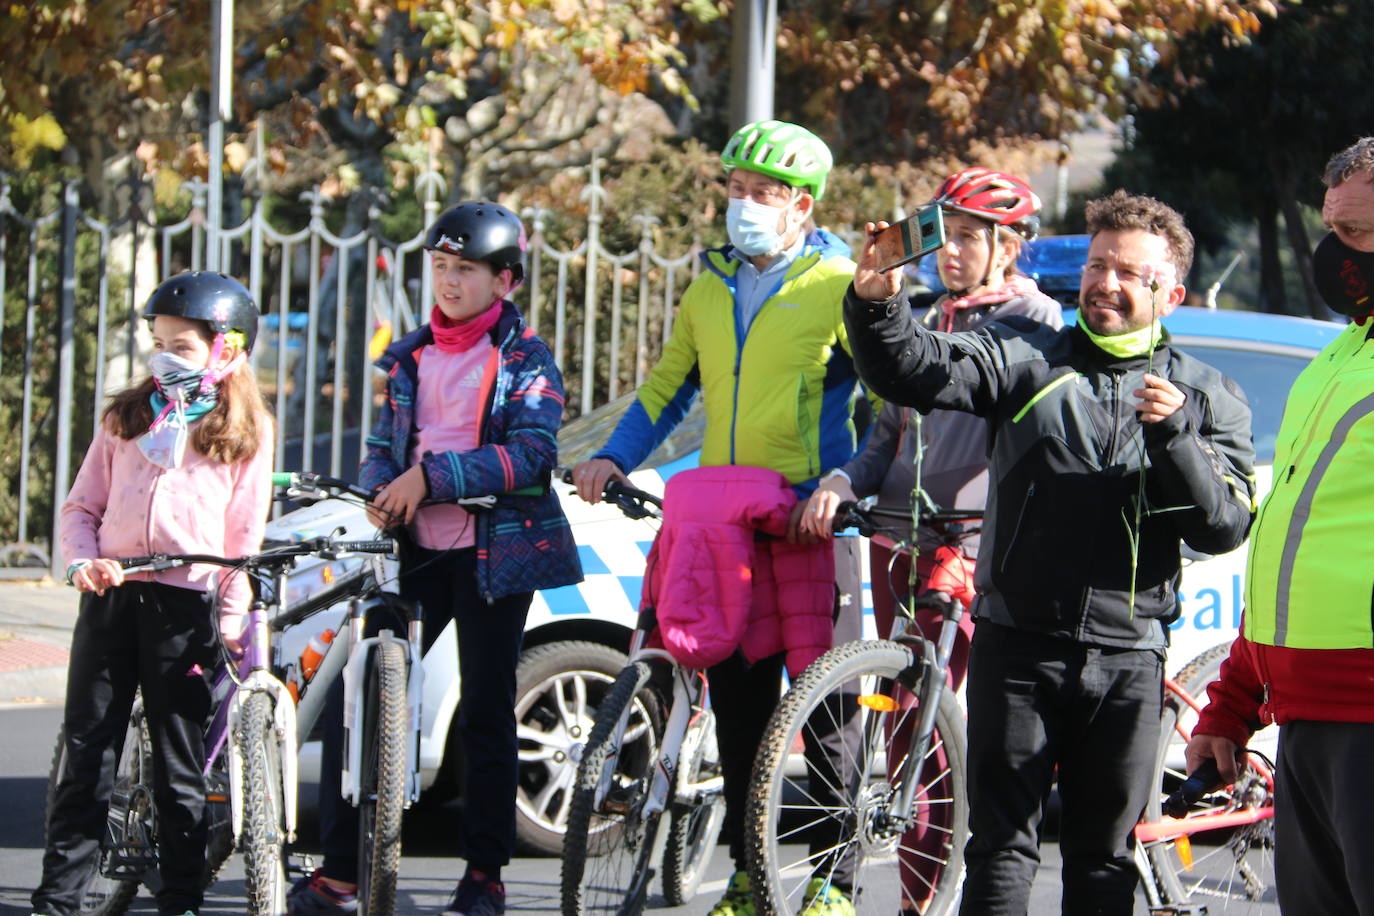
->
[801,167,1062,916]
[32,272,273,916]
[289,202,580,916]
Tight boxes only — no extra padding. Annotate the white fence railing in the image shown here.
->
[0,161,712,578]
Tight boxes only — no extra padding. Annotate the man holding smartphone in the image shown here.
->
[844,190,1256,915]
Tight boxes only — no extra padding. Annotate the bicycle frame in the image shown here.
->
[1133,675,1275,847]
[591,634,708,823]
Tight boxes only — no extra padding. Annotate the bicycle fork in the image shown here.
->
[888,595,964,825]
[339,597,424,807]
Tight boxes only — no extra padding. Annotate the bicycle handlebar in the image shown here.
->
[556,467,662,520]
[1163,757,1222,818]
[833,499,983,537]
[272,470,546,510]
[116,536,399,576]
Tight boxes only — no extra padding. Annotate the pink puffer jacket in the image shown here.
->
[641,465,835,676]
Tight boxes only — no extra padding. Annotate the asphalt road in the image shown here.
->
[0,703,1263,916]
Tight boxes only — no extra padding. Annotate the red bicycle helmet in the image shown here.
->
[934,167,1042,240]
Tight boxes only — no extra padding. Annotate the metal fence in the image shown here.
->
[0,161,706,579]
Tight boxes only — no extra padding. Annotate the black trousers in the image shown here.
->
[34,582,219,916]
[959,622,1162,916]
[318,546,531,882]
[1274,719,1374,915]
[710,548,863,890]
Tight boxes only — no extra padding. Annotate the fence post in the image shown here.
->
[50,181,79,579]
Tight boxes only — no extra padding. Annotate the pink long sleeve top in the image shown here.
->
[60,415,275,630]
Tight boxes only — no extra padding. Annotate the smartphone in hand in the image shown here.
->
[873,204,946,273]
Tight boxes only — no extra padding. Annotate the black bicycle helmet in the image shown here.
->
[424,201,527,283]
[142,271,260,353]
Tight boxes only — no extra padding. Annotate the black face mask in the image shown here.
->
[1313,231,1374,323]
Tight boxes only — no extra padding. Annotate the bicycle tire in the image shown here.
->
[560,660,666,916]
[357,639,409,916]
[238,691,288,916]
[1145,642,1277,912]
[747,639,968,916]
[661,708,725,907]
[44,718,146,916]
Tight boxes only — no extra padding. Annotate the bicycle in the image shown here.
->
[746,497,981,916]
[556,470,727,916]
[1134,642,1277,915]
[45,472,419,916]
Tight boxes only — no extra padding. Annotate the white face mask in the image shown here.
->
[726,197,795,258]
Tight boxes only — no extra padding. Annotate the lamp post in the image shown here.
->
[207,0,233,271]
[729,0,776,129]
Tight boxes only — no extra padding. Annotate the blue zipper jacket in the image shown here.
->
[360,300,583,600]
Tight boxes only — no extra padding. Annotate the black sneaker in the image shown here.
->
[286,869,358,916]
[442,873,505,916]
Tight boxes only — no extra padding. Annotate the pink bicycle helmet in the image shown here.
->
[934,167,1042,241]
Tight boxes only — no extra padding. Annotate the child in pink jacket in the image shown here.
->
[32,272,273,916]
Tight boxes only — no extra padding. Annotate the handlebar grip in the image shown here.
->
[1163,757,1222,818]
[271,472,295,487]
[334,539,397,555]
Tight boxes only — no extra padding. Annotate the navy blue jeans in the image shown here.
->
[318,545,530,882]
[959,622,1163,916]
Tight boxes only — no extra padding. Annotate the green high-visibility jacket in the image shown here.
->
[1245,322,1374,649]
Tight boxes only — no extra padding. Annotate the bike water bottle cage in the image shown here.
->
[721,119,834,201]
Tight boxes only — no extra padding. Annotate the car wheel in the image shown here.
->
[513,639,631,856]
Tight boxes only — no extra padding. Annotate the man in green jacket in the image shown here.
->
[1187,136,1374,914]
[573,119,866,916]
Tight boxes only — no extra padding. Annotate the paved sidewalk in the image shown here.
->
[0,579,79,703]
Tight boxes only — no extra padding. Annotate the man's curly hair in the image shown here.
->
[1085,189,1194,280]
[1322,137,1374,189]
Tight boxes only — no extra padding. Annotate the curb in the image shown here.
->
[0,664,66,703]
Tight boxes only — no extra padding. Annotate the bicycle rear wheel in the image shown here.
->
[747,640,968,916]
[661,707,725,906]
[358,638,409,916]
[1144,643,1277,912]
[238,691,288,916]
[560,660,665,916]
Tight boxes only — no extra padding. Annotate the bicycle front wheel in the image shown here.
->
[560,660,665,916]
[237,691,288,916]
[1144,643,1277,912]
[45,716,148,916]
[358,639,409,916]
[747,640,968,916]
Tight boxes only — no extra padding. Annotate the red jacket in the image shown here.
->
[1193,632,1374,746]
[642,465,835,676]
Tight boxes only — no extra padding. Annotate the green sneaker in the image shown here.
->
[708,871,757,916]
[798,878,855,916]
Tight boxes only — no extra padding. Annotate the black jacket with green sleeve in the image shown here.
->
[843,286,1256,649]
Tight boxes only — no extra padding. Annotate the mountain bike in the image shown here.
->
[557,470,727,916]
[746,498,981,916]
[1135,643,1277,914]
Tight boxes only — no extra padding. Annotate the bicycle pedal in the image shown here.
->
[286,851,318,878]
[103,844,157,879]
[1149,906,1208,915]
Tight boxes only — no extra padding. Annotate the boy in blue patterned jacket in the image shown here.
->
[290,202,581,916]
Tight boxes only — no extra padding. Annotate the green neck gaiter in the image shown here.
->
[1080,319,1162,358]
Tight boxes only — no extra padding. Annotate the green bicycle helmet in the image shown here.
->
[721,120,834,201]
